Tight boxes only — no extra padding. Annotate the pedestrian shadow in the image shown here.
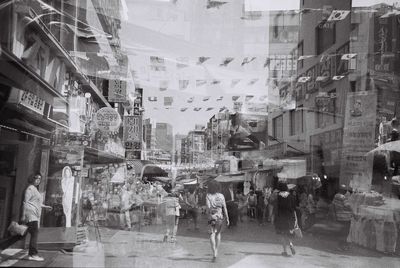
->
[239,251,283,256]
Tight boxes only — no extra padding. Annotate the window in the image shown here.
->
[290,106,304,136]
[297,41,304,69]
[316,90,337,128]
[273,115,283,139]
[316,22,336,54]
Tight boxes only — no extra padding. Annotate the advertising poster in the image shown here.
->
[339,91,377,191]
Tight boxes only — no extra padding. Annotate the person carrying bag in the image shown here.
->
[290,211,303,239]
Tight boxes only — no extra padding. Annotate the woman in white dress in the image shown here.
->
[61,166,74,228]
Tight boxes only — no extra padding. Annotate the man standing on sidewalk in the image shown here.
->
[185,188,199,230]
[223,183,238,227]
[120,184,132,231]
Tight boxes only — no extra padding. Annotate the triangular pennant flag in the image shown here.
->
[179,80,189,90]
[219,106,227,112]
[298,55,314,61]
[207,0,227,9]
[159,80,168,91]
[248,79,259,85]
[196,80,207,87]
[211,80,221,85]
[150,56,166,71]
[203,96,211,101]
[194,107,202,111]
[220,57,234,67]
[180,108,188,112]
[332,75,345,80]
[176,57,189,69]
[164,96,173,106]
[380,10,397,18]
[216,96,223,101]
[341,53,357,60]
[231,79,241,87]
[148,97,158,102]
[241,57,256,66]
[187,97,194,103]
[297,76,311,83]
[232,96,240,101]
[197,57,210,65]
[206,107,214,111]
[245,95,254,102]
[327,10,350,21]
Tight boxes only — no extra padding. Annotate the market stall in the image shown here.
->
[346,192,400,254]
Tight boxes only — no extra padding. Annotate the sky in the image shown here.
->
[121,0,397,135]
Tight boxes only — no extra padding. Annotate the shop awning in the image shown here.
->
[215,174,245,183]
[127,160,154,174]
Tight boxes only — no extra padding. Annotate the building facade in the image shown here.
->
[0,0,131,246]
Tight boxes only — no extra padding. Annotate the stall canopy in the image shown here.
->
[215,173,245,183]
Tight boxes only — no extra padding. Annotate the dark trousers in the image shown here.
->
[226,201,238,226]
[0,221,39,255]
[26,221,39,256]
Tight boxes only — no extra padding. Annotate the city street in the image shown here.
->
[1,216,399,268]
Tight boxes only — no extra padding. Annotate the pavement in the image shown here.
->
[1,215,399,267]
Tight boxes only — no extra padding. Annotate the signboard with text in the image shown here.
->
[94,107,121,133]
[339,91,377,191]
[108,80,127,102]
[123,115,142,150]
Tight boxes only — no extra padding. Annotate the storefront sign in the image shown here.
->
[94,107,121,132]
[340,92,377,191]
[108,80,127,102]
[123,115,142,150]
[19,90,46,115]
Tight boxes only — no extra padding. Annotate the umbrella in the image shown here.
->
[366,141,400,155]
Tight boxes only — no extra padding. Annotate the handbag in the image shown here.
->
[7,221,28,236]
[290,212,303,239]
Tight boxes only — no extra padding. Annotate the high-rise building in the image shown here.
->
[174,134,186,164]
[155,122,173,153]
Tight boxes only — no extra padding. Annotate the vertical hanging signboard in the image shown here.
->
[339,91,377,191]
[123,115,142,159]
[108,80,127,102]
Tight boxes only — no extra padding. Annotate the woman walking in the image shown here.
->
[21,173,52,261]
[274,181,296,257]
[206,181,229,262]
